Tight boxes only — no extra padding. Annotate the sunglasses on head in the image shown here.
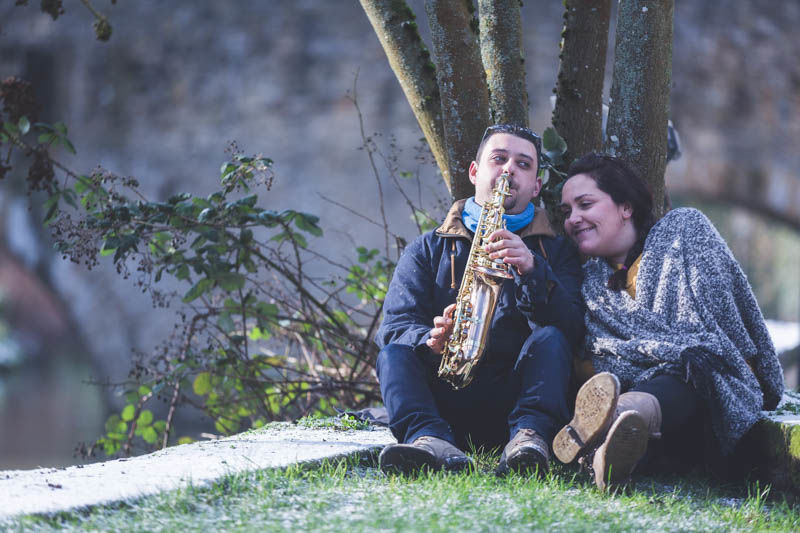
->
[481,124,542,156]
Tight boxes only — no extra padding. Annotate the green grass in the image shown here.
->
[5,451,800,532]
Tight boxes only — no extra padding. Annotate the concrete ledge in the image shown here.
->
[4,397,800,519]
[0,423,395,519]
[740,391,800,492]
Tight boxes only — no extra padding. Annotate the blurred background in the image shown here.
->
[0,1,798,469]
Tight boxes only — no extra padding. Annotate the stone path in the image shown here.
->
[0,424,394,519]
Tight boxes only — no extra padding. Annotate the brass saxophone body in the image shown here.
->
[438,172,514,389]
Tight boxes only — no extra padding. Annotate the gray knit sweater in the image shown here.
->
[582,208,784,455]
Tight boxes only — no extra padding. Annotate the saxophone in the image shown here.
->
[438,172,513,389]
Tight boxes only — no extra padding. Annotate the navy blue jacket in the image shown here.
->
[376,199,585,371]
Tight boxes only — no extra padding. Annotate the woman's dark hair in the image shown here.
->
[566,153,656,291]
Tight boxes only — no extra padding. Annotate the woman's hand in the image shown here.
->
[426,303,457,355]
[485,228,535,275]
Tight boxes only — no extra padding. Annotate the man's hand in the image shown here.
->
[485,228,535,275]
[426,303,457,355]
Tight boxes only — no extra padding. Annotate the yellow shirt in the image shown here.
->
[614,254,642,299]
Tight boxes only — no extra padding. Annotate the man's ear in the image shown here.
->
[533,176,543,198]
[468,161,478,185]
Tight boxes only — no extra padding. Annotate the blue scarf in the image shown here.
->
[462,197,535,233]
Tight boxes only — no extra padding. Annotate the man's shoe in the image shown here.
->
[592,410,649,490]
[379,436,472,475]
[553,372,619,464]
[496,428,549,477]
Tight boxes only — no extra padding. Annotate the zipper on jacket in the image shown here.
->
[450,240,457,289]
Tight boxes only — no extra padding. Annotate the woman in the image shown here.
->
[554,153,784,489]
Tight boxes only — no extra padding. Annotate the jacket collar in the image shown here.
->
[435,198,556,239]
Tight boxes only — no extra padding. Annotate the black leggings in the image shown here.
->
[630,373,705,470]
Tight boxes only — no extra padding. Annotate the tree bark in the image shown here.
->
[552,0,610,168]
[477,0,528,126]
[425,0,490,201]
[605,0,674,218]
[358,0,450,192]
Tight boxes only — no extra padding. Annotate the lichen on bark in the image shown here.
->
[478,0,528,126]
[605,0,674,218]
[552,0,610,168]
[425,0,490,200]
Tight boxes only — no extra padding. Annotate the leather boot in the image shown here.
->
[553,372,620,464]
[496,428,550,477]
[379,435,473,475]
[592,391,662,490]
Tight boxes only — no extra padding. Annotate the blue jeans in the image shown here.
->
[376,326,572,450]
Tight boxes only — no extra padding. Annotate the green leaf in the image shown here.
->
[3,121,19,136]
[193,372,212,395]
[215,418,239,434]
[216,272,245,291]
[141,426,158,444]
[248,326,271,341]
[18,116,30,135]
[175,264,190,281]
[63,138,76,155]
[542,126,567,165]
[183,278,212,302]
[104,414,122,433]
[294,213,323,237]
[38,132,56,144]
[121,404,136,422]
[198,208,215,222]
[137,409,153,426]
[217,313,235,333]
[42,193,60,225]
[178,436,194,445]
[292,232,308,248]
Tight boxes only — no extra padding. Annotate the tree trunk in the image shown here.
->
[425,0,490,201]
[552,0,610,168]
[605,0,674,218]
[477,0,528,126]
[358,0,450,192]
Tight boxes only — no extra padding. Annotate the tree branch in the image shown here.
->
[425,0,490,201]
[552,0,610,167]
[477,0,528,126]
[605,0,674,217]
[358,0,449,191]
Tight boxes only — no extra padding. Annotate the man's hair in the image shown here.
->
[475,124,542,169]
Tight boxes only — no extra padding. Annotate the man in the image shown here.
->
[375,124,584,475]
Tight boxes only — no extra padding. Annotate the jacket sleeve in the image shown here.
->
[375,235,436,354]
[513,237,585,350]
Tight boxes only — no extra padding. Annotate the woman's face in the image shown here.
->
[560,173,636,263]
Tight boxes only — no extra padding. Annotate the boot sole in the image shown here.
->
[378,445,438,475]
[592,410,649,490]
[553,372,620,464]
